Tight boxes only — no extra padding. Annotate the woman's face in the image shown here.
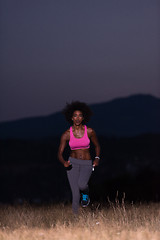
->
[72,110,84,126]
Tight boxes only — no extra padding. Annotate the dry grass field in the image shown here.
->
[0,199,160,240]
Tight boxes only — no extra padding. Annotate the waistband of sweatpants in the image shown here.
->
[69,157,92,166]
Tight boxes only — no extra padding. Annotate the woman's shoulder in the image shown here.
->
[61,128,70,140]
[86,126,95,136]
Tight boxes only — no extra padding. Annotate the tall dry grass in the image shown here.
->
[0,199,160,240]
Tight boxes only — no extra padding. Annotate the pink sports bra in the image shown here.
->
[69,125,90,150]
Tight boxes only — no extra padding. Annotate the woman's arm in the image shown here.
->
[89,128,101,167]
[57,131,70,167]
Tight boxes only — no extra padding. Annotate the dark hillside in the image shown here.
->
[0,94,160,139]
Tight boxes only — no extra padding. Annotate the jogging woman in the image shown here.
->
[58,101,101,214]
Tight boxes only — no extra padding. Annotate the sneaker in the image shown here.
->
[81,193,90,207]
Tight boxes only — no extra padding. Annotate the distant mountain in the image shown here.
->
[0,94,160,139]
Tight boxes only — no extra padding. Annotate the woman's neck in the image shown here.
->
[72,124,83,131]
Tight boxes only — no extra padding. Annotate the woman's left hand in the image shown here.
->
[93,158,100,167]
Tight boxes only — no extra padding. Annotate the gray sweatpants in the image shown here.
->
[67,157,93,214]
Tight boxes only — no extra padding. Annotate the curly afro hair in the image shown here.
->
[62,101,93,124]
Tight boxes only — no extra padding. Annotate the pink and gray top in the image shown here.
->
[69,125,90,150]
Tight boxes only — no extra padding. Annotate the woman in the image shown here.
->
[58,101,100,214]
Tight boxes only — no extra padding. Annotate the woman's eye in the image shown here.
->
[73,114,83,117]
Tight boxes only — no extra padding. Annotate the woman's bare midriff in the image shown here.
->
[70,149,91,160]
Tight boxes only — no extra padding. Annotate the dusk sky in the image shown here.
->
[0,0,159,122]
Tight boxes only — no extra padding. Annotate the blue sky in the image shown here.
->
[0,0,159,122]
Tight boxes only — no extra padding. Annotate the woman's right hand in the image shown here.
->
[64,160,71,168]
